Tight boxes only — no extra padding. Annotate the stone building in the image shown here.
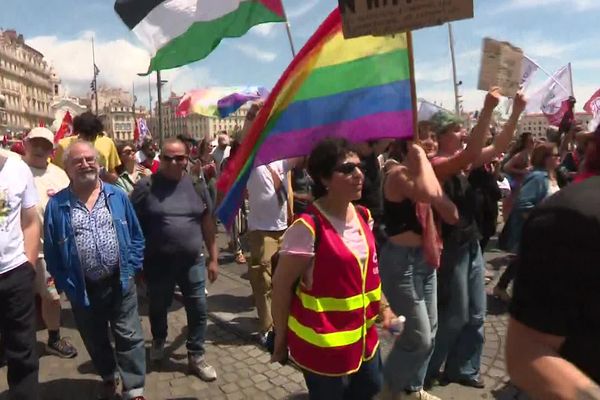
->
[0,29,59,135]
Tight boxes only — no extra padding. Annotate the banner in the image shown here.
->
[338,0,473,38]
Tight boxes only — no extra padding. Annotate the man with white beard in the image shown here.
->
[44,140,147,400]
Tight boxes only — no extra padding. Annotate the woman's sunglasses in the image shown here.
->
[334,161,365,175]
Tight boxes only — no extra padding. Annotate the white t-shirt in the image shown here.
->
[29,163,70,257]
[0,156,39,274]
[247,160,291,232]
[212,146,231,174]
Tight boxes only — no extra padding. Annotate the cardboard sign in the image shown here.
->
[338,0,474,39]
[478,38,524,97]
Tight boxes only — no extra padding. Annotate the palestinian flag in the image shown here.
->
[114,0,286,73]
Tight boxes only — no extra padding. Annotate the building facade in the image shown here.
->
[100,104,149,143]
[518,112,594,139]
[0,29,59,135]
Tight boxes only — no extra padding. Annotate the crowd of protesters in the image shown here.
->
[1,89,600,400]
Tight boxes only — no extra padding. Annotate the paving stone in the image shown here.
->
[220,382,240,394]
[250,373,268,384]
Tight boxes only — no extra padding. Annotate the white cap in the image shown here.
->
[27,127,54,145]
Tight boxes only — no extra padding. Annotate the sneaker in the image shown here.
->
[235,252,247,264]
[129,397,146,400]
[493,286,511,303]
[46,337,78,359]
[188,354,217,381]
[403,389,442,400]
[255,331,269,348]
[150,339,165,362]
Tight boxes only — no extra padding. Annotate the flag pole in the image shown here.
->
[92,38,99,115]
[407,31,419,141]
[281,8,297,57]
[523,55,571,95]
[568,62,575,97]
[156,70,164,149]
[448,23,461,116]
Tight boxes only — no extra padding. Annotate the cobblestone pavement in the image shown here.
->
[0,297,309,400]
[0,236,529,400]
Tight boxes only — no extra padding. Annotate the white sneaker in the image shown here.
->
[403,389,442,400]
[150,340,165,362]
[188,354,217,381]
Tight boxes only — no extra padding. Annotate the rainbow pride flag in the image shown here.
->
[217,8,415,225]
[177,87,269,118]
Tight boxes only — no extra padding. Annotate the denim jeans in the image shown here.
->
[427,238,486,381]
[71,275,145,398]
[0,263,39,400]
[379,243,437,393]
[146,259,207,355]
[302,349,382,400]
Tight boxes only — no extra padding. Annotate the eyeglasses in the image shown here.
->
[333,161,365,175]
[161,154,187,163]
[71,156,97,166]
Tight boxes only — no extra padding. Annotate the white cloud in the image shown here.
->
[232,43,277,62]
[416,85,485,113]
[27,32,215,104]
[492,0,600,13]
[286,0,320,19]
[251,23,278,38]
[415,48,479,84]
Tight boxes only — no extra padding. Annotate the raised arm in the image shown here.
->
[433,88,500,181]
[475,92,527,167]
[385,144,442,204]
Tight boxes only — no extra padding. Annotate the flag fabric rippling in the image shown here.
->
[216,8,415,226]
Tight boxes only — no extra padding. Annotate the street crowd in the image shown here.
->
[1,88,599,400]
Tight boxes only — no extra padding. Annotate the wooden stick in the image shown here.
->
[407,31,419,142]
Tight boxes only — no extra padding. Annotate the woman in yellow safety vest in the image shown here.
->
[271,138,395,400]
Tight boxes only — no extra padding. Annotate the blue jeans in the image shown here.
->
[302,349,382,400]
[427,239,486,381]
[379,243,437,393]
[146,259,207,355]
[71,275,145,398]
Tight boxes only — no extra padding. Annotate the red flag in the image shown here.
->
[584,89,600,114]
[133,118,140,144]
[39,120,45,128]
[2,134,7,147]
[584,89,600,131]
[54,111,73,143]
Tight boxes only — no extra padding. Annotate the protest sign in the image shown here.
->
[478,38,524,97]
[338,0,474,39]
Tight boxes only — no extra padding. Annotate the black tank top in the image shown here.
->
[383,198,423,236]
[441,173,479,244]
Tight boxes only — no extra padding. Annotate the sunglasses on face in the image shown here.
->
[333,161,365,175]
[121,149,133,155]
[161,154,187,163]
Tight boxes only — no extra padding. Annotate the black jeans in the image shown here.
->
[0,263,39,400]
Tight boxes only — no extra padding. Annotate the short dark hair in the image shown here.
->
[531,142,557,169]
[163,137,189,154]
[308,138,356,199]
[73,111,103,138]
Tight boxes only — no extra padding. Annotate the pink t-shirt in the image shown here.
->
[280,206,373,265]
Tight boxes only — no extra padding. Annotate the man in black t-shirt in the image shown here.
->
[131,138,220,382]
[506,176,600,399]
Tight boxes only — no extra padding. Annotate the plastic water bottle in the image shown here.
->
[389,316,406,337]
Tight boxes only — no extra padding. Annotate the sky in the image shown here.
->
[1,0,599,113]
